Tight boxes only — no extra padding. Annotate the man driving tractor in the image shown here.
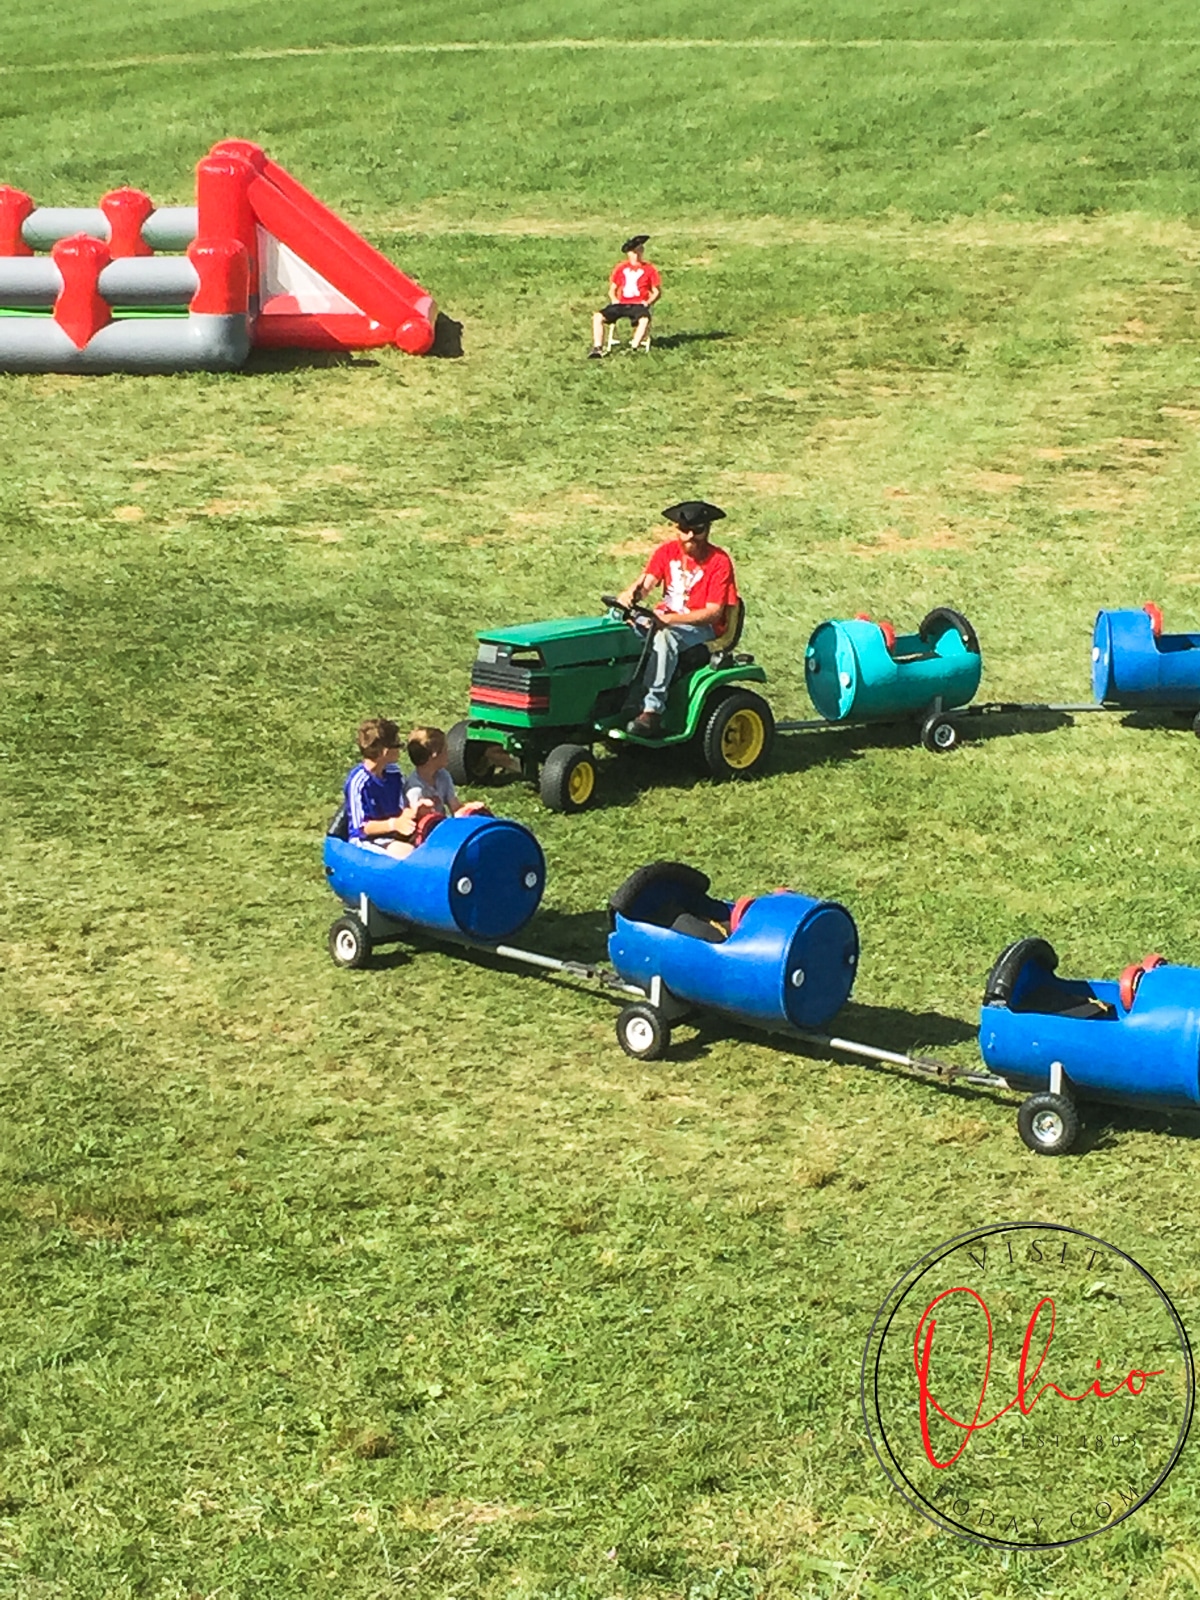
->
[617,500,737,738]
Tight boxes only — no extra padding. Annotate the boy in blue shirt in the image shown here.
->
[344,717,429,857]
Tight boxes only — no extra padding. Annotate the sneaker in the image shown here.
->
[587,346,603,359]
[627,710,664,739]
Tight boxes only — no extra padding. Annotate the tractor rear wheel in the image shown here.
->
[540,744,598,813]
[699,690,775,780]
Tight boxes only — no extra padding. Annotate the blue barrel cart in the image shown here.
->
[324,809,547,965]
[783,607,983,752]
[322,824,960,1089]
[1092,603,1200,734]
[605,861,860,1058]
[979,936,1200,1154]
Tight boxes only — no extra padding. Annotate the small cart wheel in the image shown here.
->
[1017,1091,1079,1156]
[540,743,598,813]
[920,712,960,754]
[329,915,372,969]
[1192,710,1200,741]
[616,1003,669,1061]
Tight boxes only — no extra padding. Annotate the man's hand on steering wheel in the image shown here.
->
[601,593,663,628]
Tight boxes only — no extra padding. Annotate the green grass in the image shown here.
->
[7,3,1200,1596]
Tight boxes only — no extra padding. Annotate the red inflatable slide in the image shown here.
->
[201,140,437,355]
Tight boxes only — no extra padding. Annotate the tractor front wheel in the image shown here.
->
[540,744,598,813]
[447,720,507,786]
[699,691,775,780]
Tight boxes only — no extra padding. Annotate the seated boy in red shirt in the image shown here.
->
[588,235,661,357]
[616,501,737,737]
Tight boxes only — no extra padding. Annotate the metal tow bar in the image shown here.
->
[791,1028,1007,1091]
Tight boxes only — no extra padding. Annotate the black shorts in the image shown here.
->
[601,302,651,324]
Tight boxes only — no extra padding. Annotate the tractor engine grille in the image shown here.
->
[470,657,551,713]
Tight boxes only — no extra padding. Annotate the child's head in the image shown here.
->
[356,717,401,760]
[407,725,447,770]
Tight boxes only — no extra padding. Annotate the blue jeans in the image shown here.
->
[642,622,715,713]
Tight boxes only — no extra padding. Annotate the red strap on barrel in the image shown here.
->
[1143,602,1164,637]
[1119,953,1166,1011]
[729,895,755,933]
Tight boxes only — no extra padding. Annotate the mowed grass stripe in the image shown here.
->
[10,33,1200,75]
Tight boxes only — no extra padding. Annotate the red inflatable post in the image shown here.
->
[100,188,154,257]
[188,237,249,315]
[208,138,267,173]
[52,234,112,348]
[196,151,259,297]
[0,186,34,256]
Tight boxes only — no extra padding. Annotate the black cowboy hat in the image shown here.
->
[662,500,726,530]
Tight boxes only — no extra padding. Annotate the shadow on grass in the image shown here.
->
[243,348,380,372]
[652,330,733,350]
[428,312,464,358]
[961,708,1074,743]
[964,705,1195,746]
[666,999,976,1066]
[775,709,1086,761]
[1077,1101,1200,1155]
[1114,707,1197,734]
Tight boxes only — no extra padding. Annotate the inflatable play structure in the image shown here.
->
[0,139,436,372]
[1092,603,1200,726]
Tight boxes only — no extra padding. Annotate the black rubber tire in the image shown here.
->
[540,743,598,813]
[920,712,960,753]
[616,1003,669,1060]
[699,690,775,780]
[1017,1092,1080,1156]
[447,719,504,787]
[329,915,371,969]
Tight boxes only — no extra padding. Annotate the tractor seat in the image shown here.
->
[677,598,747,675]
[708,597,745,660]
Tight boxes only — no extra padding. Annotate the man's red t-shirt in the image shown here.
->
[644,539,736,624]
[610,260,661,305]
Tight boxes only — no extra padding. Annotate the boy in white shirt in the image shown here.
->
[405,726,492,841]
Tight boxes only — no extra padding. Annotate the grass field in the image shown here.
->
[7,2,1200,1595]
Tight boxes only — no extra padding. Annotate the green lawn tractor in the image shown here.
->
[447,596,775,812]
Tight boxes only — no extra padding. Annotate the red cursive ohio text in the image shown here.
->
[914,1287,1163,1468]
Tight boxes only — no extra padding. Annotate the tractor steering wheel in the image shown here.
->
[601,593,664,629]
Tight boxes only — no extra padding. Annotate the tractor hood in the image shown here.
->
[476,613,642,668]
